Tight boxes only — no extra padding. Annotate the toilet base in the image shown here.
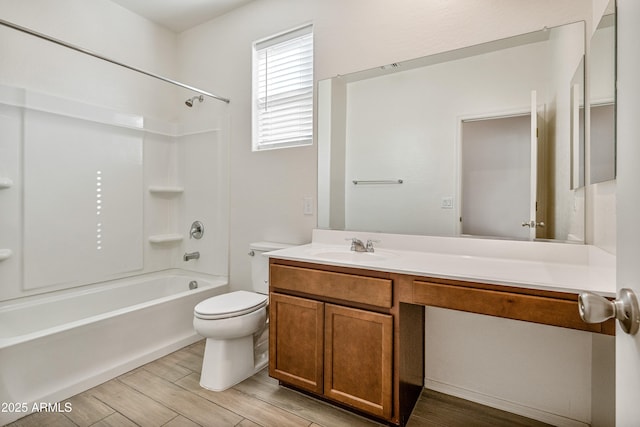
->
[199,335,268,391]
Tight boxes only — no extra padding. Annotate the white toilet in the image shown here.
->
[193,241,291,391]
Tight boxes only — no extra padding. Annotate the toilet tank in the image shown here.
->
[250,242,294,294]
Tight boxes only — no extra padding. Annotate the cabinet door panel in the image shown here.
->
[269,293,324,394]
[324,303,393,418]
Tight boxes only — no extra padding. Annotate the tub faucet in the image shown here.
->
[183,251,200,261]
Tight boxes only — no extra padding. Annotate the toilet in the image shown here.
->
[193,241,291,391]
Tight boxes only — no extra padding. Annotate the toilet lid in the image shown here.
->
[194,290,268,319]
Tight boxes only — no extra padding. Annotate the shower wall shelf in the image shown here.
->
[148,186,184,194]
[0,177,14,189]
[148,234,184,244]
[0,249,13,261]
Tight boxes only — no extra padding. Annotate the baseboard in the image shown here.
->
[424,379,590,427]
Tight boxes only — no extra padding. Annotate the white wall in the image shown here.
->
[0,0,178,119]
[177,0,318,292]
[425,308,593,425]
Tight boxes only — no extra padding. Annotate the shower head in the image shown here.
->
[185,95,204,107]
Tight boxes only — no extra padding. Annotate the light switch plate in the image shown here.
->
[303,197,313,215]
[441,196,453,209]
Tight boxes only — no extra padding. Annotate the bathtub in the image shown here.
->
[0,270,228,424]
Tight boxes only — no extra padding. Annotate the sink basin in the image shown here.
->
[308,249,394,263]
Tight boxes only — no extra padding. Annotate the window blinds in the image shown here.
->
[253,26,313,150]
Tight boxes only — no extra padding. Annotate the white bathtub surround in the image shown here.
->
[267,229,615,427]
[0,270,228,425]
[0,84,229,302]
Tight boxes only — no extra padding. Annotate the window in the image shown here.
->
[252,25,313,151]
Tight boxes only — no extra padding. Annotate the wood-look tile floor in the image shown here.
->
[8,340,550,427]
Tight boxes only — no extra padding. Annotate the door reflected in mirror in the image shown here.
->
[318,21,587,242]
[461,114,537,240]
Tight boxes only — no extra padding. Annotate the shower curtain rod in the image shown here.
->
[0,18,231,104]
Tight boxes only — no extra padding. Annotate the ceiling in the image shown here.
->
[110,0,255,33]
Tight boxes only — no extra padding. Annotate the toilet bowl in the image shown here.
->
[193,241,292,391]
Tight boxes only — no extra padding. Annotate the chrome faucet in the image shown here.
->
[183,251,200,261]
[349,238,367,252]
[348,238,378,253]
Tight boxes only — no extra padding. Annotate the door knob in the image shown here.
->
[578,288,639,335]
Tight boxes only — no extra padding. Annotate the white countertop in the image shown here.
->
[266,230,617,297]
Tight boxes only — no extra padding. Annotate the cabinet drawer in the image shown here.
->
[413,280,606,333]
[270,264,393,308]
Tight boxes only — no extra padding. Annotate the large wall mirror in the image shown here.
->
[317,21,588,242]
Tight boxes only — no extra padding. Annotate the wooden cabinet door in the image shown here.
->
[269,293,324,394]
[324,303,393,419]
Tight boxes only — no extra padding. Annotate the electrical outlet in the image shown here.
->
[441,196,453,209]
[303,197,313,215]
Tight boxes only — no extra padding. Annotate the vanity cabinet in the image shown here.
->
[269,261,402,422]
[269,245,615,426]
